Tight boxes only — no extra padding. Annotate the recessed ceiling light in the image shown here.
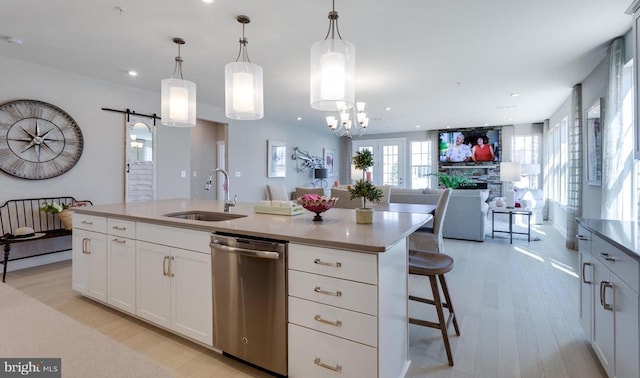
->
[507,118,513,121]
[415,125,421,128]
[384,107,391,111]
[296,117,302,121]
[510,93,520,97]
[128,70,138,77]
[202,0,214,3]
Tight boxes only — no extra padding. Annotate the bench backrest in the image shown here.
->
[0,197,86,235]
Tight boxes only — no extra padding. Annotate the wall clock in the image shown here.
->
[0,99,84,180]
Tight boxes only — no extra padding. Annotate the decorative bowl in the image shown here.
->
[297,194,338,222]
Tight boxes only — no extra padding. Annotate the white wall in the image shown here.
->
[0,56,340,205]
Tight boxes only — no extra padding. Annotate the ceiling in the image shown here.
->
[0,0,633,134]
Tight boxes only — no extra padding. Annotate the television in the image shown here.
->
[438,128,501,164]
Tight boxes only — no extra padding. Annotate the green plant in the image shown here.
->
[349,179,383,209]
[352,150,374,179]
[39,201,69,214]
[429,172,476,189]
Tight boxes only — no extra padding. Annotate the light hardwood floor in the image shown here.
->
[5,222,606,378]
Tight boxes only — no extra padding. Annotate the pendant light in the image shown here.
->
[310,0,355,112]
[161,38,197,127]
[225,15,264,120]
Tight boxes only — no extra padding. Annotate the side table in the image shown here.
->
[491,207,533,244]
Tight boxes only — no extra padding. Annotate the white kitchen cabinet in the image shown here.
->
[107,218,136,314]
[579,226,640,378]
[287,240,408,378]
[72,214,107,302]
[135,224,212,346]
[577,226,593,340]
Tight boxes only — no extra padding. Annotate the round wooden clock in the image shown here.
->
[0,99,84,180]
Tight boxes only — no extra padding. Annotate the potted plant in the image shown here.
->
[40,201,73,230]
[429,172,476,189]
[349,180,383,224]
[349,150,383,224]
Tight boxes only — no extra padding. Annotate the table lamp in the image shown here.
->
[500,162,521,208]
[314,168,328,188]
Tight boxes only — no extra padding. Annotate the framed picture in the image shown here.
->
[323,148,335,177]
[586,98,603,186]
[267,140,286,178]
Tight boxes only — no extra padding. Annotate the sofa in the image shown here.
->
[390,187,489,242]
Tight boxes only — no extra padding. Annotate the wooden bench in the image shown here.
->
[0,197,92,282]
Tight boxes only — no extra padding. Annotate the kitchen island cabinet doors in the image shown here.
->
[106,218,136,314]
[72,214,107,302]
[577,226,593,340]
[135,240,212,346]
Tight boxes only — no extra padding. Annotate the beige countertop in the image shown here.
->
[73,199,432,253]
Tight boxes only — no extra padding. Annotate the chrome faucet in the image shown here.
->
[205,168,237,213]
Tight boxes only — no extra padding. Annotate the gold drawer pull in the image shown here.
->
[112,238,127,244]
[81,220,93,225]
[112,226,127,231]
[314,286,342,297]
[314,258,342,268]
[314,314,342,327]
[314,357,342,372]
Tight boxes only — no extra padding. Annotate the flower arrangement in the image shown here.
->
[39,201,68,214]
[297,194,338,221]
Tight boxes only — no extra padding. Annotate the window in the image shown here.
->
[410,141,433,189]
[512,135,540,189]
[352,139,406,187]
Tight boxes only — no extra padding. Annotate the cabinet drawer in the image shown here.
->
[107,218,136,239]
[592,236,639,292]
[288,323,377,378]
[289,296,377,347]
[288,270,377,315]
[136,222,210,254]
[289,243,377,284]
[73,214,107,233]
[577,225,591,254]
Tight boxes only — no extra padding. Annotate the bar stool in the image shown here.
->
[409,250,460,366]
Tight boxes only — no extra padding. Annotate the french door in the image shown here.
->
[352,138,406,187]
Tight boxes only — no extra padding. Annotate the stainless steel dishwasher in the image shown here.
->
[210,232,288,376]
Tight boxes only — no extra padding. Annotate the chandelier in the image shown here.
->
[325,101,369,138]
[160,38,197,127]
[225,15,264,120]
[310,0,355,112]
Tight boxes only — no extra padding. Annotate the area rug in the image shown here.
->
[484,217,542,241]
[0,283,172,378]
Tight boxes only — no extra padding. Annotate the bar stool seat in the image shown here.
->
[409,250,460,366]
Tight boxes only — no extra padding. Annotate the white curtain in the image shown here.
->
[601,37,634,220]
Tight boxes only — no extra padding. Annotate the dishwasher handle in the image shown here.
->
[210,240,281,259]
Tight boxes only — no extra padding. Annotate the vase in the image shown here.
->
[57,210,73,230]
[495,198,504,207]
[355,208,373,224]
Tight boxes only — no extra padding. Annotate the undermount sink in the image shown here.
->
[163,211,246,222]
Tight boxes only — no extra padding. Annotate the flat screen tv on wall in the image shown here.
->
[438,129,501,163]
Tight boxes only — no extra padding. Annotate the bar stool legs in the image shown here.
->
[409,251,460,366]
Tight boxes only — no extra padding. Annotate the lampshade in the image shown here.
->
[314,168,328,179]
[225,15,264,120]
[310,3,355,112]
[161,38,196,128]
[500,162,521,182]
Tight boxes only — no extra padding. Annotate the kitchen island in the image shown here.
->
[72,199,432,378]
